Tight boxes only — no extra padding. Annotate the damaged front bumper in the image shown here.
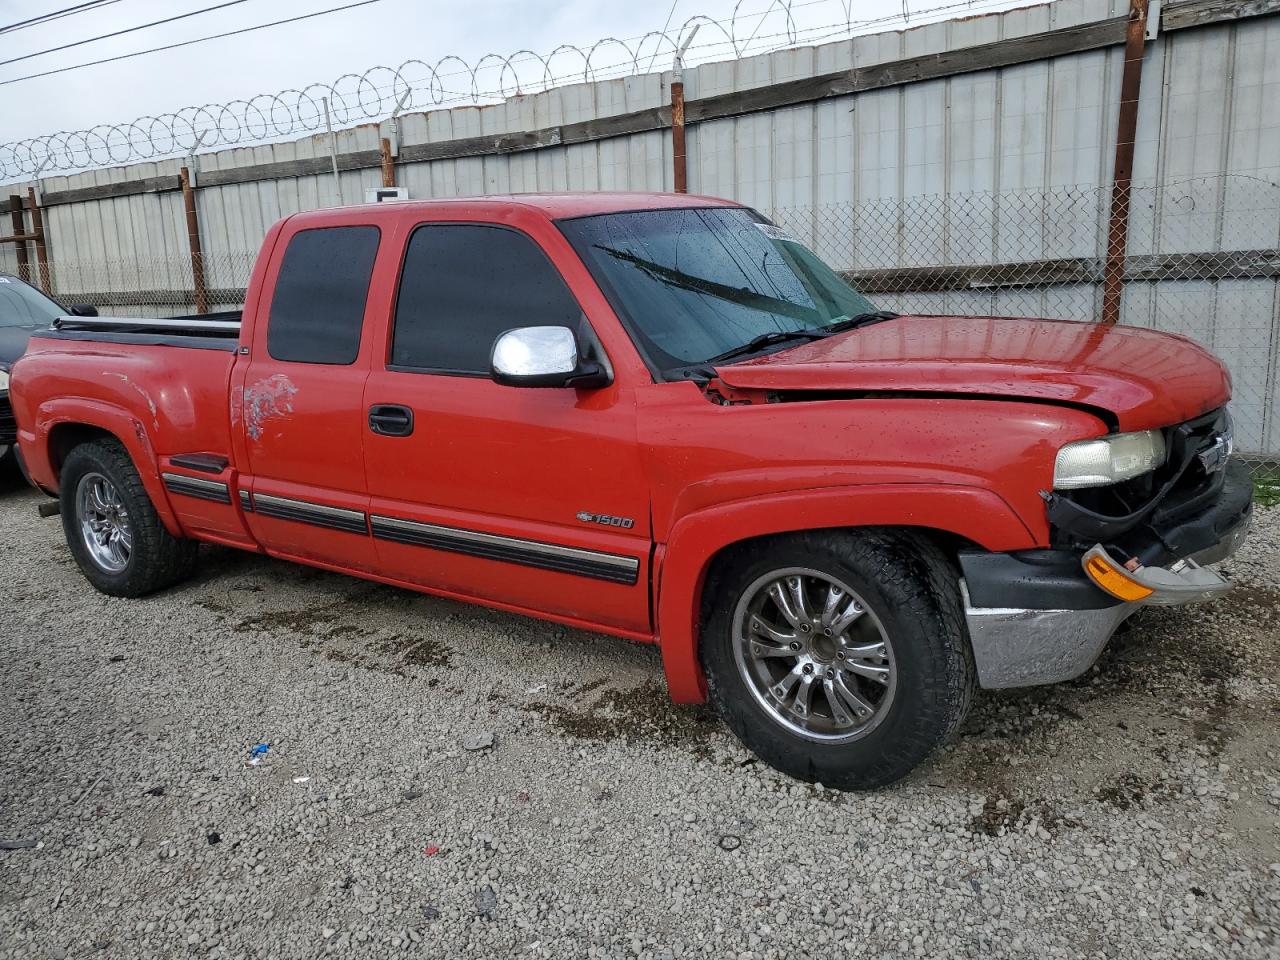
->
[960,458,1253,689]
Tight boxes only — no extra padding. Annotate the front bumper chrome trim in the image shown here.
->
[964,512,1250,690]
[963,587,1135,689]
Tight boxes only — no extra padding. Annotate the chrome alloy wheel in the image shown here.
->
[77,472,133,574]
[732,567,897,742]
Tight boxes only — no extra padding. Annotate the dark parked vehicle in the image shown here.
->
[0,273,94,475]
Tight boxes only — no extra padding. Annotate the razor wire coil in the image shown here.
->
[0,0,1001,179]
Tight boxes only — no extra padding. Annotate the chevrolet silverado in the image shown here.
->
[9,193,1252,788]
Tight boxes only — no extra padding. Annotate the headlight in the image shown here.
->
[0,365,8,393]
[1054,429,1167,489]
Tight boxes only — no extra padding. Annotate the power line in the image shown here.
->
[0,0,387,87]
[0,0,123,36]
[645,0,681,71]
[0,0,258,68]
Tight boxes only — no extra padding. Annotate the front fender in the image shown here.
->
[27,397,182,537]
[655,483,1038,703]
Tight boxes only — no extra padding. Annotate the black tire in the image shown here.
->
[60,439,198,597]
[701,528,974,790]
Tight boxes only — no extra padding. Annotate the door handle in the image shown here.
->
[368,404,414,437]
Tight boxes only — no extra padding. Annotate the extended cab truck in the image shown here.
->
[10,193,1253,788]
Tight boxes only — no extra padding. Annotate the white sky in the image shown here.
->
[0,0,1021,158]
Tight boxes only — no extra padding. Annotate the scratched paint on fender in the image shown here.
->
[103,371,158,425]
[244,374,298,441]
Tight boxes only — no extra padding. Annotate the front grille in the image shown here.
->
[0,395,15,445]
[1146,408,1232,524]
[1048,408,1232,549]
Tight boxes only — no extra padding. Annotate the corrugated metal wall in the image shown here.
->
[1,0,1278,455]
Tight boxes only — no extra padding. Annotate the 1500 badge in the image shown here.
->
[576,511,635,529]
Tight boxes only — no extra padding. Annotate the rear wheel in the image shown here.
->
[701,529,974,789]
[60,439,198,597]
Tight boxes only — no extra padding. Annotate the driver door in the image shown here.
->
[361,219,651,635]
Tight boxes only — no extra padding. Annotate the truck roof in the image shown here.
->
[288,191,742,225]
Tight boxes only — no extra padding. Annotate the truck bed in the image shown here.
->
[14,320,241,491]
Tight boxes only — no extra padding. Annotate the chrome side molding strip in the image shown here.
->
[211,486,640,585]
[370,514,640,586]
[161,472,231,505]
[253,492,368,534]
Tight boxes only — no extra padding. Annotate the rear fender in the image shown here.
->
[656,483,1038,703]
[30,398,182,537]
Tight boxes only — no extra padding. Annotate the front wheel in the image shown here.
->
[701,529,974,790]
[60,439,198,597]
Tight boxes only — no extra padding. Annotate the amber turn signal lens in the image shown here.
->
[1084,554,1154,602]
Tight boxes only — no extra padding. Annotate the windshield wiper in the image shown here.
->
[701,311,903,367]
[704,329,829,365]
[816,310,901,333]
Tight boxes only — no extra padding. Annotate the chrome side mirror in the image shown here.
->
[490,326,610,388]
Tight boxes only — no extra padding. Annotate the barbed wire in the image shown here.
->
[0,0,1004,180]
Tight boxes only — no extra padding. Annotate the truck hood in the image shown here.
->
[713,315,1231,431]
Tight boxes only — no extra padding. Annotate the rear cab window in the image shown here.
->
[267,226,380,364]
[390,224,586,375]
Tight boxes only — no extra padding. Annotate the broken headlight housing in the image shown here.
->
[1053,429,1167,490]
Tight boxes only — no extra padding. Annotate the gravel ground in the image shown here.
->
[1,475,1278,959]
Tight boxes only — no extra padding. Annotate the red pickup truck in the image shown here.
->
[9,192,1252,788]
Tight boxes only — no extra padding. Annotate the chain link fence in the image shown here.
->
[13,174,1278,487]
[18,250,257,317]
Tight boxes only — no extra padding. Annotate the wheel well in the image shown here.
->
[47,423,119,482]
[698,525,977,625]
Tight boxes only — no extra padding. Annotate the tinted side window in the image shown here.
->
[392,224,582,373]
[268,226,380,364]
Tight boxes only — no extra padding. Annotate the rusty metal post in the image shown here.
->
[671,80,688,193]
[26,187,51,294]
[8,194,30,283]
[180,166,209,314]
[1101,0,1151,325]
[380,137,395,188]
[671,26,699,194]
